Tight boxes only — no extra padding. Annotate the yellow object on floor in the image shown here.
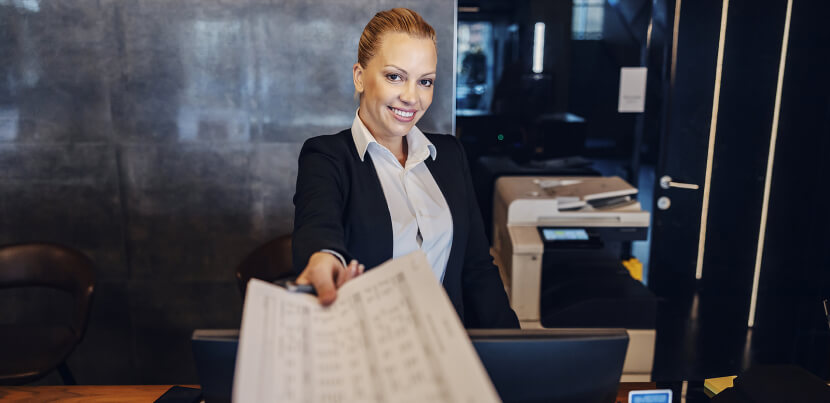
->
[704,375,737,397]
[622,258,643,282]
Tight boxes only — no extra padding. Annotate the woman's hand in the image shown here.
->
[295,252,365,305]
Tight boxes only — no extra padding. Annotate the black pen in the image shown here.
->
[823,299,829,330]
[273,279,317,296]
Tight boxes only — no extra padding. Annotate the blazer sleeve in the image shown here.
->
[292,136,353,274]
[454,138,520,329]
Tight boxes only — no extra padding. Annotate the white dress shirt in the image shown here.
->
[339,110,454,282]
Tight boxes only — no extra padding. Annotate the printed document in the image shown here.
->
[233,250,501,403]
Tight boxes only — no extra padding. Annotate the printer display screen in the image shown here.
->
[542,228,589,241]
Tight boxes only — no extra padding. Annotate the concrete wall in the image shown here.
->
[0,0,455,384]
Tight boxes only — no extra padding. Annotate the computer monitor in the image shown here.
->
[191,329,238,403]
[468,328,629,403]
[192,328,628,403]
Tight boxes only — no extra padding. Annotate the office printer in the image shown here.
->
[491,176,657,381]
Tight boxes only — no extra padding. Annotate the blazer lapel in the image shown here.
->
[425,156,464,284]
[357,151,394,264]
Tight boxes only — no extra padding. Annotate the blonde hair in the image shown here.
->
[357,8,436,68]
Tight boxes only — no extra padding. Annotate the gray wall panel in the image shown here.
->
[1,0,118,142]
[0,0,455,384]
[120,142,300,281]
[0,144,127,280]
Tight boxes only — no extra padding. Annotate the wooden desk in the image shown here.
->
[0,385,198,402]
[0,382,657,402]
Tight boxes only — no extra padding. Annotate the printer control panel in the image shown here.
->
[538,227,601,249]
[537,226,648,249]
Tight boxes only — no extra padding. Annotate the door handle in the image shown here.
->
[659,175,699,190]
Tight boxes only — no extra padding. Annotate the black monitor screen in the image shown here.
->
[193,328,629,403]
[469,328,629,403]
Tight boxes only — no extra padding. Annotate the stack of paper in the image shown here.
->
[538,176,638,211]
[233,251,501,403]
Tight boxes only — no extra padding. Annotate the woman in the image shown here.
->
[292,8,518,328]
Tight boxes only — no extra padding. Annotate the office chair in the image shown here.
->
[0,243,96,385]
[234,234,294,298]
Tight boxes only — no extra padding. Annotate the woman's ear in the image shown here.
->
[353,63,364,94]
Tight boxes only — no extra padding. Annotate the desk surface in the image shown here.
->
[0,382,657,402]
[0,385,199,402]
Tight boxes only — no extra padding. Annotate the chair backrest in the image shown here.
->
[0,243,95,338]
[234,234,294,297]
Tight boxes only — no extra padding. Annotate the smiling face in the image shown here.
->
[353,32,437,143]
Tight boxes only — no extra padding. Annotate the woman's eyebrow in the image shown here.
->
[384,65,436,77]
[384,65,408,74]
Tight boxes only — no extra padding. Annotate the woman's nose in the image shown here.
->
[399,82,417,104]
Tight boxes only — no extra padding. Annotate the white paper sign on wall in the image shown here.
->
[618,67,648,113]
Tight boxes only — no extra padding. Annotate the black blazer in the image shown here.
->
[292,129,519,328]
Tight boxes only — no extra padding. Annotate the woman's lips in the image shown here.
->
[389,106,416,122]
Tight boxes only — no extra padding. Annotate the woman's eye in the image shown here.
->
[420,79,434,87]
[387,74,402,81]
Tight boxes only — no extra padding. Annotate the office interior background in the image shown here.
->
[1,0,828,387]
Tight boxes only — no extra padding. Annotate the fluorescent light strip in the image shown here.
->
[696,0,730,280]
[748,0,793,328]
[452,1,458,135]
[670,0,681,86]
[532,23,545,74]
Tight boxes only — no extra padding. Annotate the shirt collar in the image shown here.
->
[351,109,437,162]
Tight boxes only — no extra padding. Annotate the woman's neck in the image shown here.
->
[359,109,408,165]
[377,135,408,166]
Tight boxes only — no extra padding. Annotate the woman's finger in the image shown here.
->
[336,260,358,288]
[309,265,338,306]
[295,271,310,285]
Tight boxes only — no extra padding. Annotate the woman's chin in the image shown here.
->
[382,121,415,137]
